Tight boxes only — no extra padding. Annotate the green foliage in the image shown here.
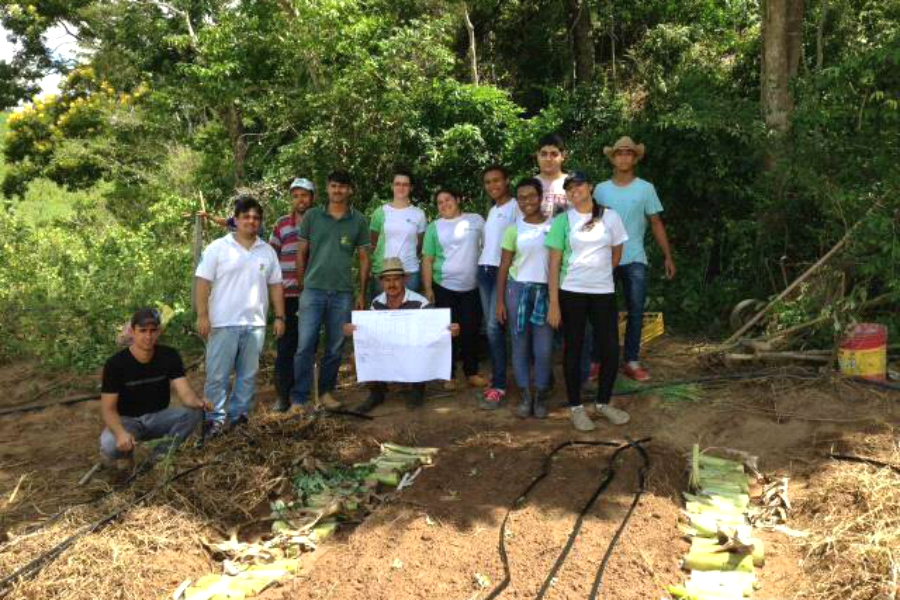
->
[1,0,899,369]
[0,193,200,370]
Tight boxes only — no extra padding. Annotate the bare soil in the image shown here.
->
[1,338,898,600]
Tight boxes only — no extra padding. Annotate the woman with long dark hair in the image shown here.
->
[545,172,630,431]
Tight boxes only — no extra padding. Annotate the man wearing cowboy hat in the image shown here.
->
[593,136,675,382]
[343,257,460,413]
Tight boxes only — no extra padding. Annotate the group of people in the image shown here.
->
[97,133,675,471]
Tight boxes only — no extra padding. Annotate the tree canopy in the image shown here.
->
[0,0,898,368]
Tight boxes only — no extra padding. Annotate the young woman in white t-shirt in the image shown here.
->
[494,178,553,419]
[545,172,631,432]
[422,189,488,390]
[369,169,428,293]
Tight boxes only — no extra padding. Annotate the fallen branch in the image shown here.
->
[724,203,881,346]
[724,351,832,364]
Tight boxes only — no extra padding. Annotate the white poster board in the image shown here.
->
[351,308,452,383]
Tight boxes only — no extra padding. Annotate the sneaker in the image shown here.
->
[319,392,342,410]
[515,389,533,418]
[621,363,650,382]
[274,396,291,413]
[290,402,311,417]
[356,391,385,414]
[596,404,630,425]
[533,390,550,419]
[406,385,426,410]
[202,420,225,440]
[569,405,596,432]
[228,414,249,430]
[479,388,505,410]
[467,374,490,388]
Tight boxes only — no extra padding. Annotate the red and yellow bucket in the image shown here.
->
[838,323,888,381]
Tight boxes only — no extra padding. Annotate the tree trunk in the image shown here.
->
[566,0,595,86]
[815,0,828,70]
[462,4,479,85]
[761,0,805,134]
[220,103,248,185]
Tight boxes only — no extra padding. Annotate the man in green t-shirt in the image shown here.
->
[291,170,371,412]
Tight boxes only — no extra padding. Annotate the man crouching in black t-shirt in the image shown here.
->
[99,308,212,471]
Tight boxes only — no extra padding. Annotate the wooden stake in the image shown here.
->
[78,463,102,486]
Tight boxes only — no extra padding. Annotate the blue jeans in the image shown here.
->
[274,296,300,402]
[506,280,554,391]
[615,262,648,363]
[204,326,267,424]
[292,288,353,405]
[100,406,201,460]
[477,266,507,390]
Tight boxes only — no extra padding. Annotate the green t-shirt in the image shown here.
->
[299,205,370,292]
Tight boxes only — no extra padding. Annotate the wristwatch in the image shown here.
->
[275,315,285,321]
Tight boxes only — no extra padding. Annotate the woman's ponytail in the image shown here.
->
[582,200,605,232]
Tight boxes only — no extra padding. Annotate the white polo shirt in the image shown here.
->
[195,233,283,327]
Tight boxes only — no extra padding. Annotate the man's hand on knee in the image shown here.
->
[116,431,135,453]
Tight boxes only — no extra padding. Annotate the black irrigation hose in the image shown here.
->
[0,461,215,597]
[0,394,101,418]
[587,439,649,599]
[0,454,155,554]
[849,377,900,393]
[609,369,818,397]
[484,437,652,600]
[829,453,900,475]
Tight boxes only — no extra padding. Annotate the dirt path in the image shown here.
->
[1,338,897,599]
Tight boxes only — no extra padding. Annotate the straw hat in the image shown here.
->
[379,257,406,278]
[603,136,646,162]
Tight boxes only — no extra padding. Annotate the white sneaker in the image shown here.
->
[596,404,630,425]
[570,405,596,432]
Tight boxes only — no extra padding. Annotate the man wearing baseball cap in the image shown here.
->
[343,257,460,413]
[593,136,675,382]
[269,178,315,411]
[99,308,212,473]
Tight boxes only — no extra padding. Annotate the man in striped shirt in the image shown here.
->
[269,177,315,411]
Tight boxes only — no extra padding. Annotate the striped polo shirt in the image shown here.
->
[268,212,304,297]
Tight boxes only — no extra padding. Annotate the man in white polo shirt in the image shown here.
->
[195,194,285,437]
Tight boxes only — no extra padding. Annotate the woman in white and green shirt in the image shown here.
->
[546,171,630,432]
[370,169,428,293]
[494,178,553,419]
[422,189,488,389]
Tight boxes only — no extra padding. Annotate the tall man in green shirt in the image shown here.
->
[291,170,371,411]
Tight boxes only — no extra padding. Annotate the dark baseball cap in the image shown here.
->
[563,171,591,190]
[131,308,161,328]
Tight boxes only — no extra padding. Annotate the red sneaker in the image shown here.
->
[621,363,651,382]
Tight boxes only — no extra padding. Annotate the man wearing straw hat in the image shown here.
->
[593,136,675,382]
[343,257,460,413]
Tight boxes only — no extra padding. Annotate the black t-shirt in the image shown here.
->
[101,345,186,418]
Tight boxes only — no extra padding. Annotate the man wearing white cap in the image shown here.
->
[269,178,315,411]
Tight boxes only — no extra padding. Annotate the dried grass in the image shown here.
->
[0,411,360,600]
[799,443,900,599]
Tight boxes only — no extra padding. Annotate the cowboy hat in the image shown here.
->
[603,136,646,162]
[379,257,407,278]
